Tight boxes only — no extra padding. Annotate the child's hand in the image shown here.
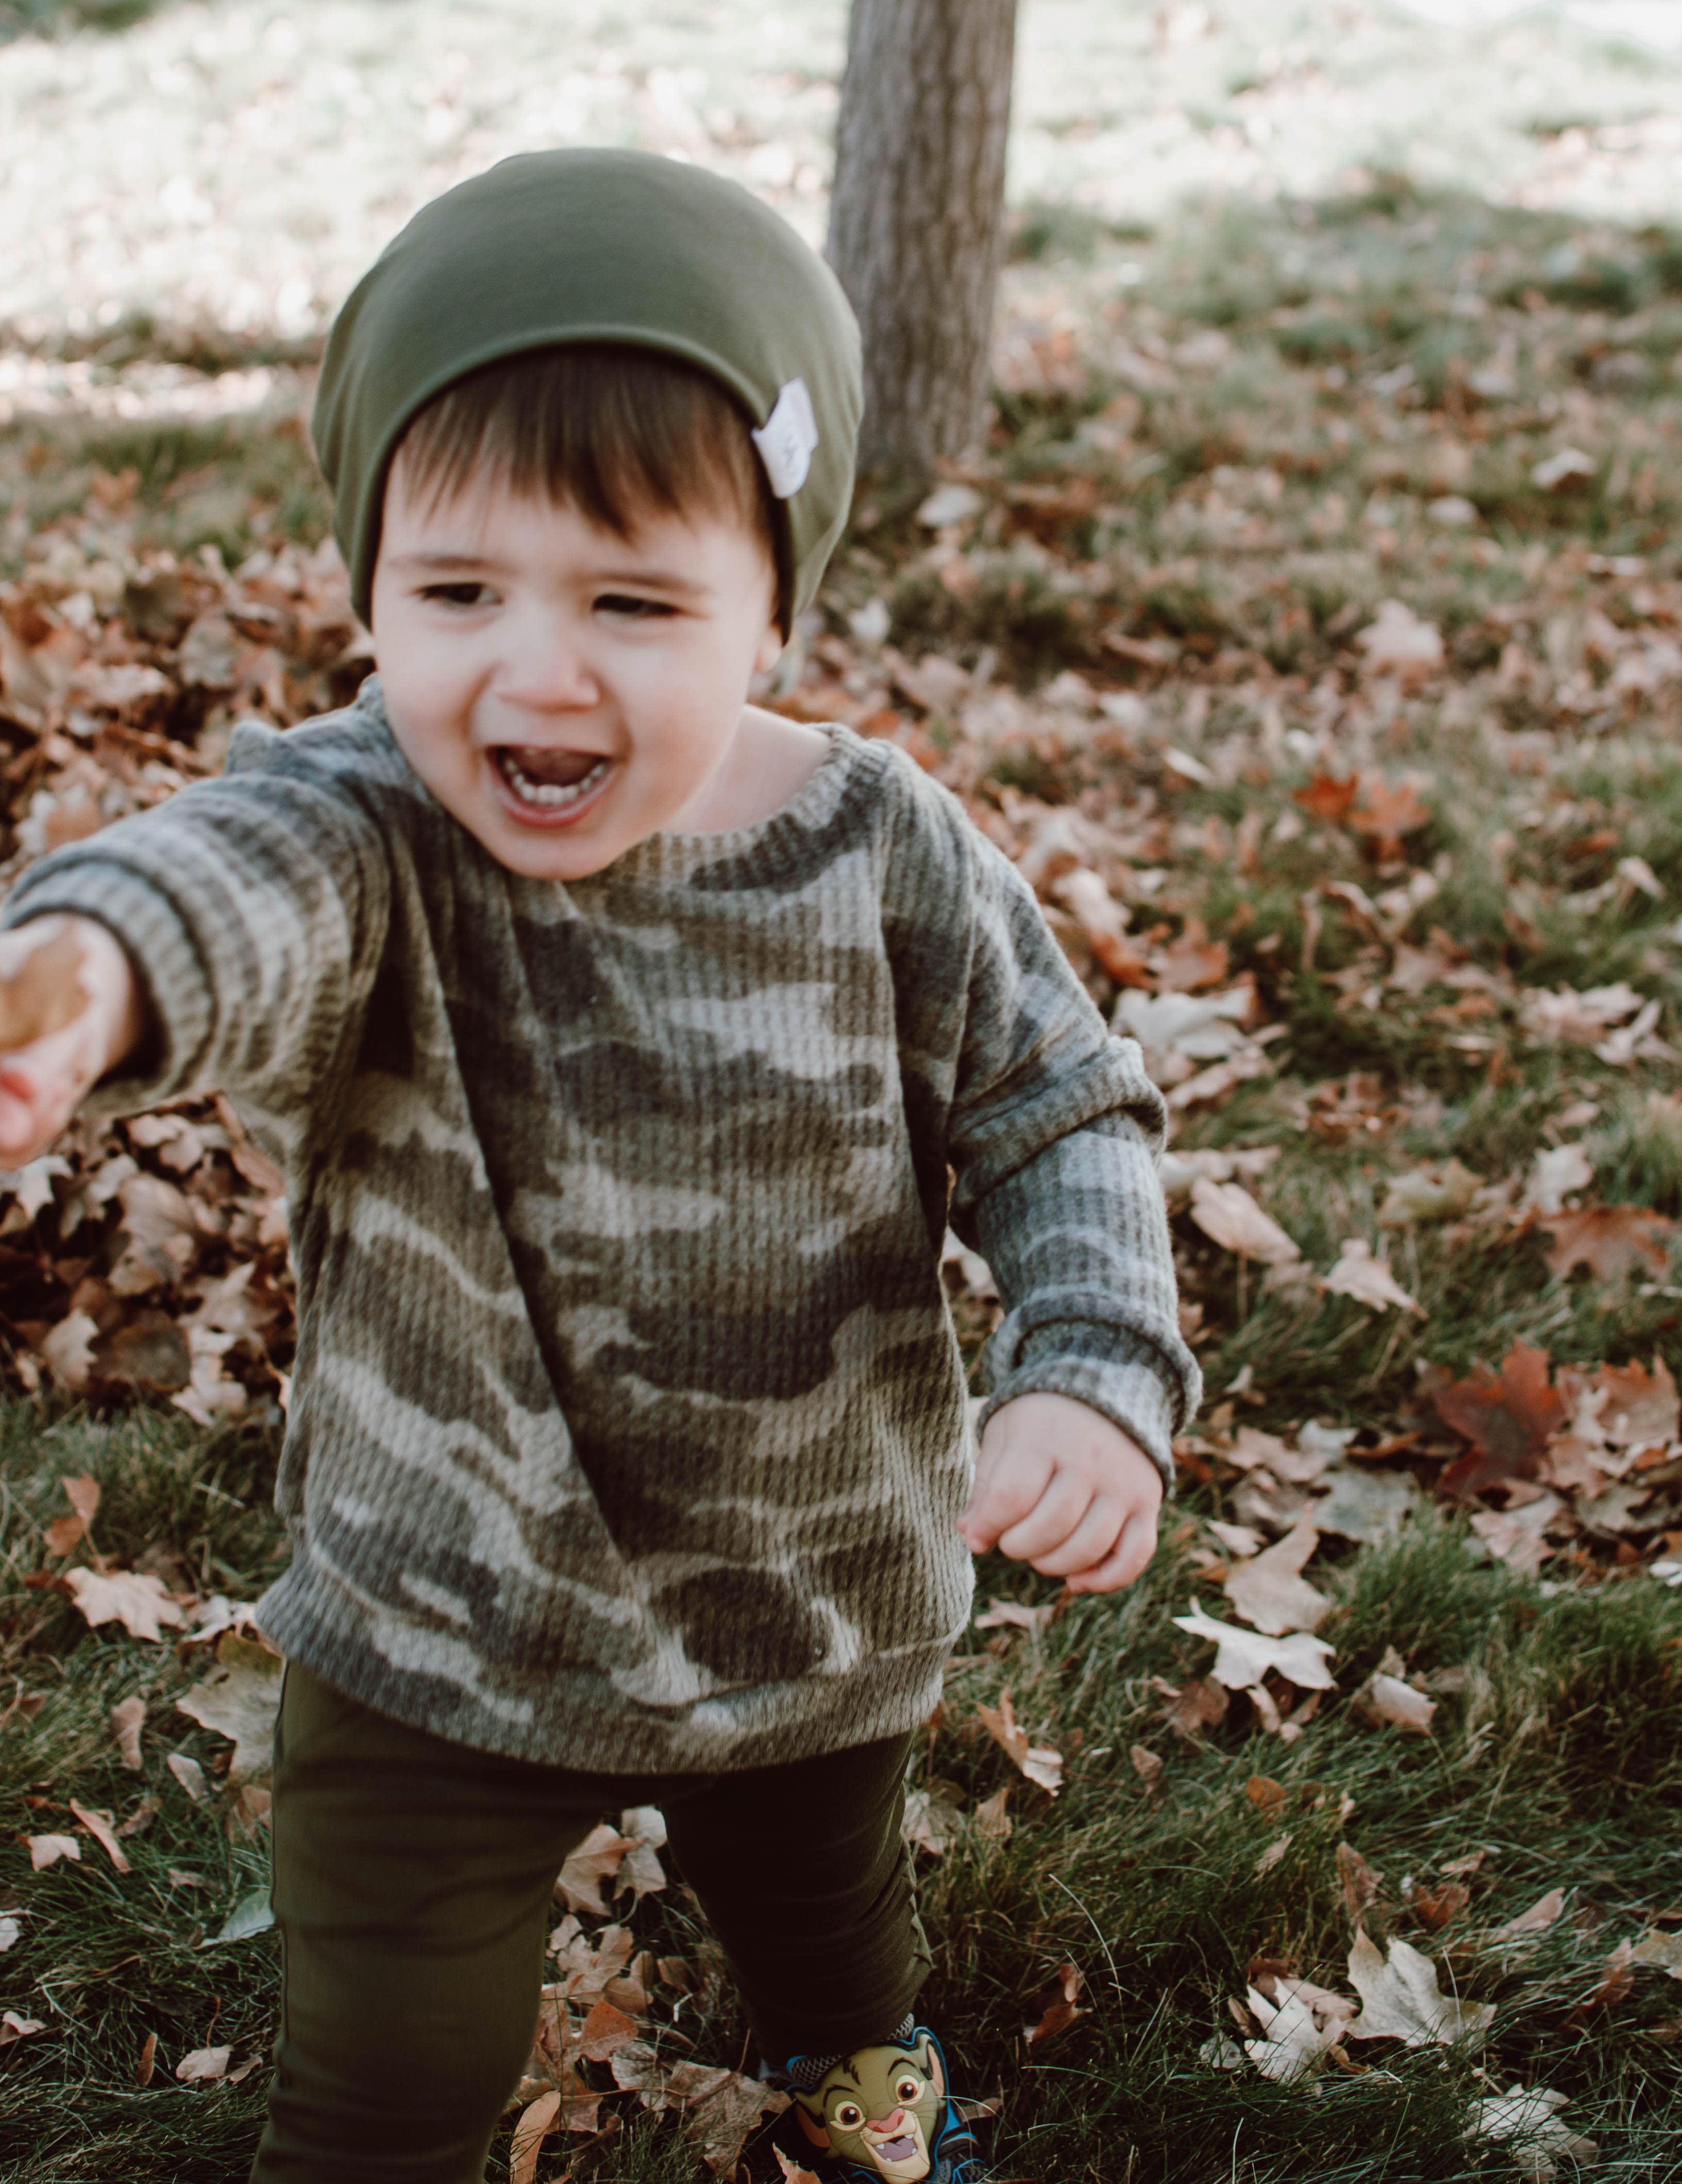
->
[0,917,144,1168]
[958,1390,1163,1595]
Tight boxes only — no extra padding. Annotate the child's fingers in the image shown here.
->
[996,1477,1097,1566]
[1021,1494,1122,1578]
[1062,1511,1159,1596]
[0,1063,69,1169]
[957,1439,1055,1552]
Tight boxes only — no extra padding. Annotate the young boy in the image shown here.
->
[0,151,1199,2182]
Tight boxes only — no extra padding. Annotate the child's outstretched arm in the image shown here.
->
[0,917,146,1167]
[0,715,394,1149]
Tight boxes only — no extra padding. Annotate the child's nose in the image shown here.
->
[498,620,599,708]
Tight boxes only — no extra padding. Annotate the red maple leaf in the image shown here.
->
[1540,1206,1675,1286]
[1432,1340,1565,1499]
[1294,772,1359,824]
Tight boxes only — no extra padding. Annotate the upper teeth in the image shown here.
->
[497,752,609,807]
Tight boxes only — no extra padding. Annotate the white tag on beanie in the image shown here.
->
[752,378,819,499]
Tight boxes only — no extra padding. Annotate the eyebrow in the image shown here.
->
[385,549,711,598]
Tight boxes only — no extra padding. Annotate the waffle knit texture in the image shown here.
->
[3,679,1200,1770]
[312,147,863,630]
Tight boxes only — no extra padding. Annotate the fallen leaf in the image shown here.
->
[1171,1603,1337,1692]
[903,1786,965,1857]
[1338,1843,1382,1920]
[975,1689,1063,1795]
[1188,1178,1301,1265]
[42,1472,100,1557]
[1350,776,1434,861]
[1378,1160,1482,1226]
[1540,1206,1675,1285]
[167,1752,208,1802]
[1294,771,1359,824]
[1130,1743,1164,1789]
[1520,981,1643,1046]
[134,2030,157,2087]
[1356,600,1444,683]
[975,1597,1056,1632]
[775,2151,824,2184]
[1467,2083,1598,2182]
[1470,1493,1569,1577]
[69,1799,131,1874]
[1346,1928,1494,2044]
[1355,1674,1437,1735]
[1240,1975,1354,2081]
[1434,1342,1565,1499]
[1488,1888,1567,1944]
[1630,1929,1682,1978]
[1223,1517,1331,1635]
[1246,1774,1290,1817]
[64,1567,186,1644]
[1586,1356,1680,1449]
[1322,1239,1424,1314]
[555,1807,669,1916]
[1025,1961,1087,2049]
[0,2011,44,2046]
[0,1916,18,1953]
[175,1634,283,1784]
[510,2089,561,2184]
[1313,1465,1418,1543]
[1409,1881,1470,1931]
[26,1833,80,1870]
[1523,1144,1594,1218]
[1157,1673,1229,1741]
[110,1695,145,1771]
[205,1887,274,1945]
[972,1785,1013,1843]
[175,2045,231,2085]
[1255,1832,1293,1875]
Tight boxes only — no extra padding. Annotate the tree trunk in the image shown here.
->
[826,0,1019,473]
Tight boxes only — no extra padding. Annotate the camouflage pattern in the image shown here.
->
[5,678,1199,1769]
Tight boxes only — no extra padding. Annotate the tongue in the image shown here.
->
[507,747,600,787]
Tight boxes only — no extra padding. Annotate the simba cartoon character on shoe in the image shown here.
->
[792,2030,959,2182]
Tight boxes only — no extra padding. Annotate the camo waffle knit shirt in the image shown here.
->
[5,678,1200,1770]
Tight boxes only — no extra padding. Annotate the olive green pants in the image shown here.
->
[249,1666,928,2184]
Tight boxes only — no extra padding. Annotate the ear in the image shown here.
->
[754,621,785,676]
[796,2107,831,2151]
[920,2035,945,2102]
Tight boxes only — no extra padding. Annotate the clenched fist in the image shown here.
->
[959,1389,1163,1595]
[0,917,144,1169]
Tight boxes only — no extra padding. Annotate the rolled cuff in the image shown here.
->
[974,1322,1190,1494]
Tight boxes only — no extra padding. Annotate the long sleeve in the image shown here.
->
[941,820,1201,1489]
[0,718,394,1158]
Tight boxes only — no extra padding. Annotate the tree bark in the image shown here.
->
[826,0,1019,473]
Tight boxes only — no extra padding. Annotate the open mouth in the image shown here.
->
[873,2137,916,2164]
[489,745,613,822]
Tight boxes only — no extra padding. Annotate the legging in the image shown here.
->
[249,1664,928,2183]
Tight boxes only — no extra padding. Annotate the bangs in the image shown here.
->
[391,344,788,622]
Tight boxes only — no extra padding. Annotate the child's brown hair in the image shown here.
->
[392,344,789,628]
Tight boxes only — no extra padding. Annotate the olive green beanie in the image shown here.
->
[312,147,863,630]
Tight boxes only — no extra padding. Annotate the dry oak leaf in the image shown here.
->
[1408,1881,1471,1932]
[1630,1929,1682,1978]
[110,1695,145,1771]
[176,1634,282,1785]
[26,1833,80,1871]
[975,1688,1063,1796]
[1350,776,1434,862]
[1188,1178,1301,1266]
[974,1597,1056,1633]
[509,2089,560,2184]
[1583,1355,1680,1449]
[1467,2084,1597,2182]
[1356,600,1444,683]
[1294,771,1359,825]
[1025,1961,1087,2050]
[1433,1342,1565,1500]
[1171,1604,1336,1692]
[0,2012,44,2046]
[1223,1517,1332,1636]
[1488,1888,1567,1945]
[42,1472,99,1559]
[1241,1977,1352,2083]
[1471,1494,1569,1577]
[70,1799,131,1874]
[1346,1928,1493,2045]
[1355,1673,1437,1735]
[175,2046,231,2085]
[555,1806,668,1915]
[64,1567,185,1644]
[1322,1239,1423,1315]
[1313,1465,1418,1544]
[1539,1205,1675,1286]
[1338,1842,1382,1921]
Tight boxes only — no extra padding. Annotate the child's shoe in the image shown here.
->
[775,2023,983,2182]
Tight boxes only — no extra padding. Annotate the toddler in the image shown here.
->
[0,150,1199,2183]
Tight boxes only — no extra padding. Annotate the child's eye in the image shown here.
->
[596,593,677,619]
[419,582,493,609]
